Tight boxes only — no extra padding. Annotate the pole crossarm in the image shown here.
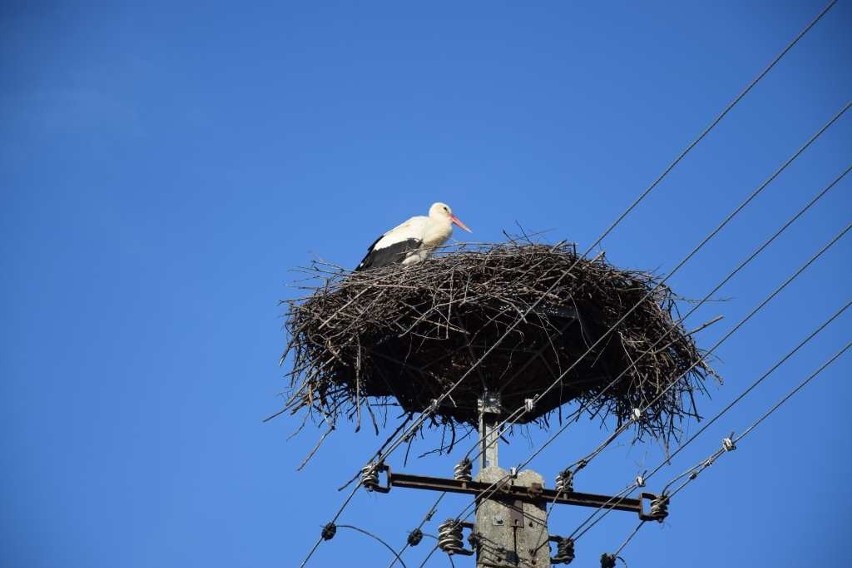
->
[367,464,666,521]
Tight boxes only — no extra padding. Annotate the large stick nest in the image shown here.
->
[281,241,718,446]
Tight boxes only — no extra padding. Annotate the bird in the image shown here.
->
[355,202,472,271]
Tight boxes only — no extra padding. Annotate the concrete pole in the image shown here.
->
[478,392,501,470]
[474,393,550,568]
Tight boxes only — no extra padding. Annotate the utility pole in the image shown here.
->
[357,391,668,566]
[474,392,550,567]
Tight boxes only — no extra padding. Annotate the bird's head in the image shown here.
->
[430,202,472,233]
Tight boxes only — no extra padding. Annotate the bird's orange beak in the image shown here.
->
[450,214,472,233]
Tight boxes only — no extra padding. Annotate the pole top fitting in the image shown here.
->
[478,391,502,415]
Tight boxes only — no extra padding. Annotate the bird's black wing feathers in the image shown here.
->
[355,238,422,271]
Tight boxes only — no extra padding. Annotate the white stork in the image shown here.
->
[355,202,472,271]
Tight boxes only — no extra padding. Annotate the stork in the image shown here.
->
[355,202,472,271]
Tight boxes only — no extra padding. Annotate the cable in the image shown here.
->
[612,522,644,559]
[587,0,839,250]
[557,165,851,471]
[570,299,849,541]
[423,116,851,543]
[734,343,849,443]
[560,221,851,536]
[513,164,849,473]
[323,524,412,568]
[382,494,446,568]
[601,341,851,564]
[666,340,850,499]
[653,302,850,489]
[298,4,841,563]
[570,231,849,537]
[355,1,846,486]
[518,213,849,493]
[487,101,849,433]
[421,223,850,561]
[395,153,849,567]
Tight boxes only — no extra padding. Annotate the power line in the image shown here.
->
[667,340,850,499]
[545,164,851,473]
[606,341,849,562]
[393,111,852,552]
[330,524,412,568]
[390,102,849,568]
[487,101,849,431]
[418,223,849,563]
[570,298,849,542]
[494,198,851,494]
[656,303,850,489]
[345,1,844,482]
[383,495,447,568]
[589,0,839,249]
[297,3,841,564]
[412,113,850,553]
[731,343,850,446]
[453,233,849,546]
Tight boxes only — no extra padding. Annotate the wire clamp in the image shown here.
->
[321,522,337,541]
[550,535,576,564]
[407,528,423,547]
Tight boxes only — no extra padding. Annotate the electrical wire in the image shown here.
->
[582,0,840,253]
[496,205,851,504]
[426,287,848,565]
[403,122,850,564]
[416,223,850,563]
[483,101,849,435]
[382,494,446,568]
[298,4,841,564]
[666,341,850,499]
[605,341,849,562]
[339,525,411,568]
[654,303,850,489]
[545,165,850,473]
[570,299,849,541]
[391,102,849,568]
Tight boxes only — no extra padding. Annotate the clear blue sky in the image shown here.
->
[2,2,850,567]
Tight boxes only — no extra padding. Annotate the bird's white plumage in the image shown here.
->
[371,216,429,252]
[355,202,472,271]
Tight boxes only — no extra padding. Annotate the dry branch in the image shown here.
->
[279,241,718,453]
